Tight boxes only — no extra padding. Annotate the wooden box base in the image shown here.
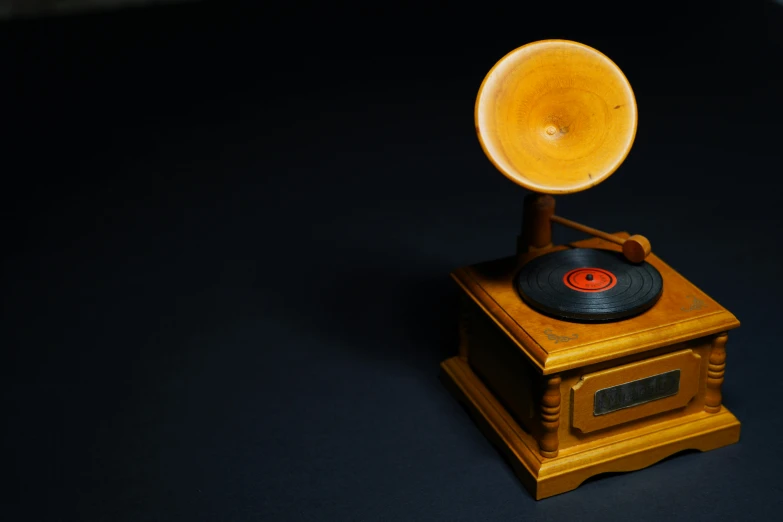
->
[441,356,741,500]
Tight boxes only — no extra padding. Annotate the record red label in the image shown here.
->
[563,267,617,292]
[516,249,663,321]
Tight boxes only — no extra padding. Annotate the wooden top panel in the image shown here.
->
[452,234,740,374]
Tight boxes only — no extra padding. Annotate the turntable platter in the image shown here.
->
[516,248,663,321]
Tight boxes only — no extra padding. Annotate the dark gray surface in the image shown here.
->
[0,0,198,19]
[3,1,783,520]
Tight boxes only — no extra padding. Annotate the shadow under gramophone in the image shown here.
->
[259,242,462,375]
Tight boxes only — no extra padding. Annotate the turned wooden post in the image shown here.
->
[539,374,561,458]
[518,193,555,256]
[705,333,728,413]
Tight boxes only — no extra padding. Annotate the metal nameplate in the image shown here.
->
[594,369,681,416]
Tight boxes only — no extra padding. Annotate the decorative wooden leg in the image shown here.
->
[705,333,728,413]
[539,375,561,458]
[518,193,556,255]
[458,297,470,360]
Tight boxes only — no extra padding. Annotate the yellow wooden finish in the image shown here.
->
[475,40,637,194]
[451,234,740,374]
[705,333,728,413]
[550,214,633,246]
[446,39,741,500]
[621,234,652,264]
[443,234,741,498]
[441,356,741,500]
[518,193,556,255]
[570,349,701,433]
[556,335,726,453]
[550,214,651,262]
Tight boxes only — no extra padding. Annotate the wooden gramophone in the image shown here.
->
[440,40,741,499]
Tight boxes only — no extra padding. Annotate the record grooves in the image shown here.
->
[515,249,663,322]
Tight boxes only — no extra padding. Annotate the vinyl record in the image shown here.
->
[516,248,663,322]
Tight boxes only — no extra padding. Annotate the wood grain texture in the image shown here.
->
[474,40,637,194]
[549,213,651,263]
[451,264,549,373]
[460,306,729,453]
[539,375,561,457]
[451,234,740,374]
[570,349,701,433]
[444,232,742,497]
[705,332,728,413]
[441,356,741,500]
[519,193,555,254]
[465,297,538,436]
[556,336,723,452]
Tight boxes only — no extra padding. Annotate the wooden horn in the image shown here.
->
[475,39,638,195]
[475,40,647,260]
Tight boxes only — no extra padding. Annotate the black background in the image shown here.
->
[3,1,783,520]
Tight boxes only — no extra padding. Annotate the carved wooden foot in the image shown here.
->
[539,375,561,458]
[705,333,728,413]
